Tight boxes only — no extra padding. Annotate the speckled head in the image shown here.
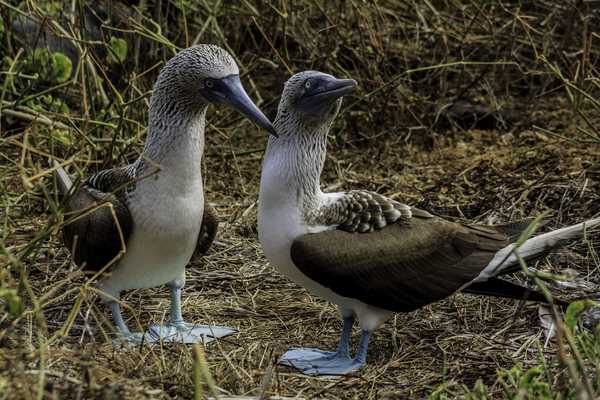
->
[275,71,357,132]
[152,44,275,136]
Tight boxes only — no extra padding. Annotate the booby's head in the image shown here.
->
[153,44,276,136]
[274,71,356,134]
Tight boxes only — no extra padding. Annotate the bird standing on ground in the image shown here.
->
[257,70,600,375]
[55,44,276,344]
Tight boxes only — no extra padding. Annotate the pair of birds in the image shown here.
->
[55,45,600,376]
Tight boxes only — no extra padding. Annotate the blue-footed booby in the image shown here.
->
[257,70,600,375]
[55,44,275,344]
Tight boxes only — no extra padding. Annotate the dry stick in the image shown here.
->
[0,108,71,131]
[54,290,84,341]
[344,61,518,111]
[23,157,76,187]
[0,48,25,134]
[128,17,180,53]
[251,17,294,76]
[213,337,245,382]
[512,232,596,400]
[193,343,205,400]
[36,335,45,400]
[257,357,275,400]
[194,344,220,400]
[539,277,595,400]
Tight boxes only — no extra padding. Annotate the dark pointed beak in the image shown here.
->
[217,75,277,137]
[310,77,357,102]
[298,76,357,113]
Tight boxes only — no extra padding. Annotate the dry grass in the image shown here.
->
[1,1,600,399]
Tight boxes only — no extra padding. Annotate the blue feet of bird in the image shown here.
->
[145,321,237,344]
[280,347,365,376]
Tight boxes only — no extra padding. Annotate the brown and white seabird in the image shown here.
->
[257,70,600,375]
[55,44,276,344]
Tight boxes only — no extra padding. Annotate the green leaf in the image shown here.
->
[0,288,24,316]
[51,129,73,146]
[565,299,597,330]
[108,37,128,64]
[51,52,72,83]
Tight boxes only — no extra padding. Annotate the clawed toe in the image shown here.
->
[147,322,237,344]
[279,347,361,376]
[280,347,340,366]
[300,359,364,376]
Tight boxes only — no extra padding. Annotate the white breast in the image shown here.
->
[99,170,204,299]
[258,162,392,331]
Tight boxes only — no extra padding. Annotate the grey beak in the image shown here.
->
[313,77,357,102]
[298,77,357,113]
[218,75,277,137]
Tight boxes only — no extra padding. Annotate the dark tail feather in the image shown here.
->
[463,278,568,307]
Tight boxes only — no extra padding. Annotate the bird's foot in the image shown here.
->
[280,347,362,376]
[112,331,152,346]
[280,347,343,365]
[146,321,237,344]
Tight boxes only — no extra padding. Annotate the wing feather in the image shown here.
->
[61,168,134,272]
[194,202,219,256]
[291,214,511,312]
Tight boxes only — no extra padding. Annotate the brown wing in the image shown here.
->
[194,201,219,256]
[61,168,133,272]
[290,213,512,312]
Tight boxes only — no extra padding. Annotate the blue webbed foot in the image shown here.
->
[280,347,363,376]
[300,357,365,376]
[279,328,372,376]
[112,331,148,346]
[146,322,237,344]
[280,347,347,368]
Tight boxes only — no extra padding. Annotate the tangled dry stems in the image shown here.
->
[1,1,600,399]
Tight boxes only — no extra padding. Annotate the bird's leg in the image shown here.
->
[145,281,237,344]
[353,330,371,366]
[280,315,355,370]
[336,315,353,358]
[109,300,147,343]
[168,285,185,325]
[110,300,130,334]
[295,330,372,376]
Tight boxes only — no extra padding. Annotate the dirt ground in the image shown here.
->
[2,1,600,399]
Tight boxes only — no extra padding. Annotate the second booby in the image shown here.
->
[257,70,600,375]
[55,44,276,344]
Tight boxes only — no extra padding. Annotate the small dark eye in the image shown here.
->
[205,79,214,88]
[304,80,312,89]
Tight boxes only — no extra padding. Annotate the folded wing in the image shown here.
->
[61,167,134,271]
[291,211,513,312]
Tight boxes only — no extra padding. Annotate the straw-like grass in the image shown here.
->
[1,1,600,398]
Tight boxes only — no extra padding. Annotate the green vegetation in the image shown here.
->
[0,1,599,399]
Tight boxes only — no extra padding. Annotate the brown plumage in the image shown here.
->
[194,203,219,256]
[61,168,134,272]
[258,70,600,376]
[59,167,219,272]
[291,209,561,313]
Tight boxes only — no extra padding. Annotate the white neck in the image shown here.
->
[259,122,328,214]
[137,102,208,187]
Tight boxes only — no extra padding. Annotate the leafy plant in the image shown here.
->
[0,287,23,317]
[108,37,128,64]
[18,49,72,85]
